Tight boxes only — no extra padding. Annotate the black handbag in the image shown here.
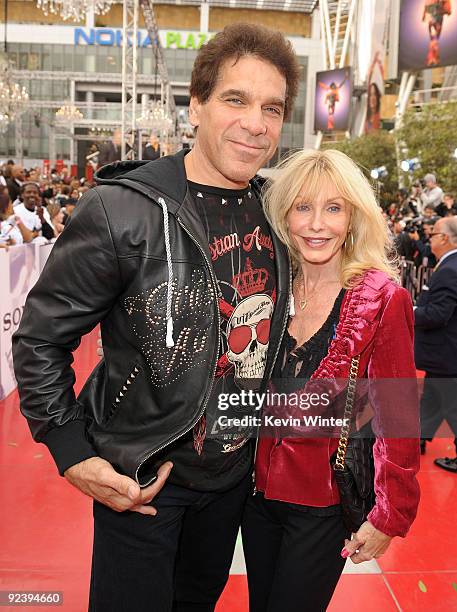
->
[331,355,376,533]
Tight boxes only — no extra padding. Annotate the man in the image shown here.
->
[414,216,457,472]
[420,217,438,268]
[55,185,71,206]
[142,133,161,161]
[13,182,54,241]
[420,173,444,210]
[13,24,300,611]
[6,164,25,203]
[98,128,122,166]
[435,192,457,217]
[394,218,416,261]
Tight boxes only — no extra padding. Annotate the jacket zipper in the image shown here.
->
[135,214,221,484]
[251,256,292,494]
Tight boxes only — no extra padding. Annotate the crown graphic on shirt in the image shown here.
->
[232,258,268,297]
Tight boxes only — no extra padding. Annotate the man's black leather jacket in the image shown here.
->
[12,150,291,486]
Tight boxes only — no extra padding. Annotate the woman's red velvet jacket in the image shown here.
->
[255,270,421,538]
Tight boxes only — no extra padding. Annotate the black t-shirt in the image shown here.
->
[163,180,277,491]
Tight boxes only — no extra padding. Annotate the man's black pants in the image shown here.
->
[241,493,349,612]
[420,374,457,452]
[89,474,251,612]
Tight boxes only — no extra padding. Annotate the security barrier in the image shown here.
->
[0,242,53,400]
[399,257,434,303]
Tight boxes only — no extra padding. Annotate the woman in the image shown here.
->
[46,202,65,238]
[365,82,381,132]
[242,149,420,611]
[0,185,34,246]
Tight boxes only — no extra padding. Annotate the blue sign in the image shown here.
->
[74,28,212,49]
[74,28,152,47]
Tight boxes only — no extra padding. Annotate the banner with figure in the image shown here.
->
[399,0,457,71]
[365,0,391,133]
[314,68,352,132]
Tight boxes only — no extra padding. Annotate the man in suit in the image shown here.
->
[415,216,457,472]
[142,134,161,161]
[6,164,25,204]
[98,128,122,166]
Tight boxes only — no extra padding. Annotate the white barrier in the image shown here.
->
[0,242,54,400]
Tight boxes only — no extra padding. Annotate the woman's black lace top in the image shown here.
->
[274,288,346,380]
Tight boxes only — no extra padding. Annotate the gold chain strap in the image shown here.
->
[333,355,360,471]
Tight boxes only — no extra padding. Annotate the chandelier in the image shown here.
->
[55,103,84,122]
[137,101,174,133]
[36,0,113,21]
[0,55,29,133]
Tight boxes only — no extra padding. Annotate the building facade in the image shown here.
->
[0,1,322,167]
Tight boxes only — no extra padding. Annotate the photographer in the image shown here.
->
[419,173,444,210]
[420,217,438,268]
[403,220,424,267]
[398,188,418,217]
[394,218,417,261]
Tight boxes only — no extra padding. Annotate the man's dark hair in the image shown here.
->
[190,23,301,121]
[444,193,454,200]
[20,182,40,193]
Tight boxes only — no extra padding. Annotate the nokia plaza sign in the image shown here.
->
[74,27,213,49]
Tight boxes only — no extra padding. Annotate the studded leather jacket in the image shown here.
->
[12,150,291,486]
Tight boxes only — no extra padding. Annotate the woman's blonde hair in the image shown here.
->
[262,148,398,287]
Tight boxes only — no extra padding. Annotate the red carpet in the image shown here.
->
[1,329,456,611]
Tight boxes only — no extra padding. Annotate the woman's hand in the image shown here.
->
[341,521,392,564]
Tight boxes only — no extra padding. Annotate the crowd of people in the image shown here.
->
[0,134,166,248]
[377,173,457,301]
[2,156,455,292]
[387,173,456,269]
[0,159,93,247]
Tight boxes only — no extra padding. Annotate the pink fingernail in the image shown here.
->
[341,549,349,558]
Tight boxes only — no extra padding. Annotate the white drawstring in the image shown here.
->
[289,290,295,317]
[158,197,175,347]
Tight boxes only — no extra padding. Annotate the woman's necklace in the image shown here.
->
[294,276,340,310]
[295,278,320,310]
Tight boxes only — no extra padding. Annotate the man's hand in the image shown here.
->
[341,521,392,564]
[96,330,104,358]
[64,456,173,516]
[36,205,45,221]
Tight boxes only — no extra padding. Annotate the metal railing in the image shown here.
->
[399,257,434,303]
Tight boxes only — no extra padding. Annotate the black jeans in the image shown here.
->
[89,474,251,612]
[241,493,350,612]
[420,374,457,452]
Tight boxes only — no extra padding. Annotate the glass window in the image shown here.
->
[27,53,39,71]
[74,47,86,72]
[52,45,64,71]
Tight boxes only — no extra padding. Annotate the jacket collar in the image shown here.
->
[436,249,457,268]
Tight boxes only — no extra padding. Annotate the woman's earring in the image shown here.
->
[345,230,354,251]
